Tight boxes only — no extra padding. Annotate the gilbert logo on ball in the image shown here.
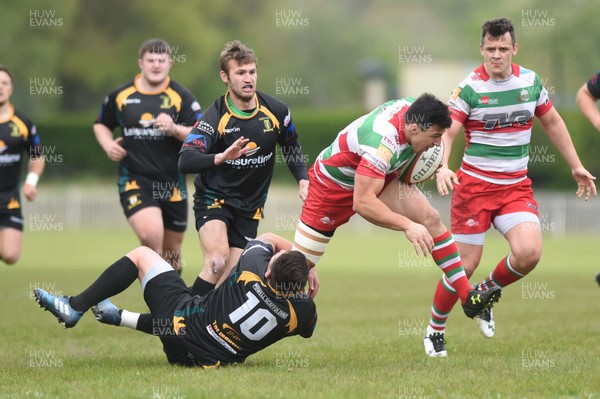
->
[398,142,444,184]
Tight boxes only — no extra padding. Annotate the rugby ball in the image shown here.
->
[398,142,444,184]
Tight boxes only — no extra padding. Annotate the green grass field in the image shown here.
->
[1,228,599,399]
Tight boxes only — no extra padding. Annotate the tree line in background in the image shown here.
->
[3,0,600,188]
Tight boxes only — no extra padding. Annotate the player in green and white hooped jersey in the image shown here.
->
[292,94,502,322]
[423,17,597,357]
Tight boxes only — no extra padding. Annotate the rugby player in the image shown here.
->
[423,18,596,357]
[94,39,201,273]
[0,66,45,265]
[33,233,316,368]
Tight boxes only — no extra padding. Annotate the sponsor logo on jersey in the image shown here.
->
[478,96,499,105]
[9,123,20,137]
[0,153,21,164]
[191,101,201,112]
[196,120,215,135]
[184,133,207,151]
[260,117,274,133]
[376,144,393,164]
[223,126,241,134]
[124,98,141,104]
[139,112,155,127]
[123,127,167,138]
[159,94,171,109]
[244,142,260,157]
[381,136,398,152]
[518,89,530,102]
[225,152,273,168]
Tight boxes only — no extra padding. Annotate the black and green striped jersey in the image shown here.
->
[180,91,308,219]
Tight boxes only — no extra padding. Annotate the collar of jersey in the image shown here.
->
[133,74,171,95]
[0,103,15,124]
[225,91,258,119]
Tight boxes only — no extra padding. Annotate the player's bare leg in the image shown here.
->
[216,247,243,286]
[162,229,184,273]
[0,227,22,265]
[196,219,230,294]
[128,207,164,254]
[380,180,500,315]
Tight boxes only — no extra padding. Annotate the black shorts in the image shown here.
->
[194,202,259,249]
[118,177,188,232]
[0,187,23,231]
[143,267,197,367]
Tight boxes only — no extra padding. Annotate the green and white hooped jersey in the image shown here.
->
[449,63,553,185]
[314,99,416,190]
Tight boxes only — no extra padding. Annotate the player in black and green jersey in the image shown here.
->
[0,66,45,265]
[33,233,317,368]
[178,40,309,295]
[94,39,201,273]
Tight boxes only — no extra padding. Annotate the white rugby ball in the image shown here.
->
[398,142,444,184]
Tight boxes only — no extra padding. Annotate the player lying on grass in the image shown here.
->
[33,233,317,368]
[291,93,501,318]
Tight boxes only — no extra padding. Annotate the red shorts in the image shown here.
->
[300,165,397,233]
[451,169,539,235]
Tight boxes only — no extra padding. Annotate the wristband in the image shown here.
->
[25,172,40,187]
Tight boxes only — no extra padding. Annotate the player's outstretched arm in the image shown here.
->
[154,113,193,142]
[256,233,292,252]
[538,107,597,201]
[576,83,600,132]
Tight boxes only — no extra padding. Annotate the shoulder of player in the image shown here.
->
[11,109,34,126]
[513,64,541,85]
[107,80,136,97]
[167,79,196,97]
[256,91,290,115]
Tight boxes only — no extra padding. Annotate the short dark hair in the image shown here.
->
[403,93,452,131]
[0,65,14,83]
[139,38,172,59]
[220,40,257,74]
[268,251,309,295]
[481,18,516,46]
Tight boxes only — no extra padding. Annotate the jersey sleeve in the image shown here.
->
[277,107,309,181]
[448,82,471,125]
[533,74,553,117]
[355,133,394,179]
[180,103,219,154]
[231,240,275,277]
[178,87,202,126]
[95,91,119,130]
[296,304,317,338]
[586,71,600,99]
[19,113,43,159]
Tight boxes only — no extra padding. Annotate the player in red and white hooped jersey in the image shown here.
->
[422,17,597,357]
[292,93,502,321]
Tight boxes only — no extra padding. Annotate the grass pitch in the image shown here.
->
[1,228,599,398]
